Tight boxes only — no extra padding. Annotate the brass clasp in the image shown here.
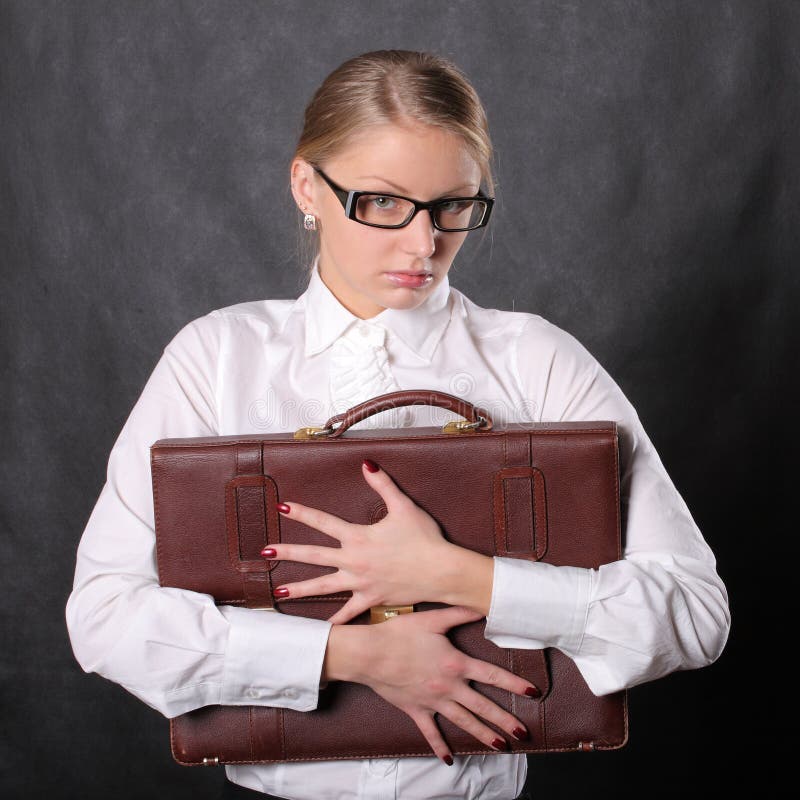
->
[369,605,414,624]
[441,416,487,434]
[293,425,334,439]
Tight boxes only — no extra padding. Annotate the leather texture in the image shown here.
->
[151,390,627,765]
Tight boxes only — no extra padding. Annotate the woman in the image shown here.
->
[66,50,729,800]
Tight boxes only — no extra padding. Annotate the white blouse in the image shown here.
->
[66,263,730,800]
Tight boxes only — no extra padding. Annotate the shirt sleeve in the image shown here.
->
[484,317,730,696]
[65,316,331,718]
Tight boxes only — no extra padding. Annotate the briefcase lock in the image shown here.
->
[293,425,337,439]
[442,417,487,434]
[369,604,414,624]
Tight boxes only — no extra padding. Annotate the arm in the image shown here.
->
[66,317,331,717]
[483,317,730,695]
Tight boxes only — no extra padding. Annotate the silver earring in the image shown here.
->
[303,213,317,231]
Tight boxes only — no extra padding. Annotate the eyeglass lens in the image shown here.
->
[354,195,487,230]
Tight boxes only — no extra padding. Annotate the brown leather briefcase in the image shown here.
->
[151,390,627,765]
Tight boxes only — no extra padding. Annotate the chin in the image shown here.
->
[382,288,432,311]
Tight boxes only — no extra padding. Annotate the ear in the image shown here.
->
[290,158,319,216]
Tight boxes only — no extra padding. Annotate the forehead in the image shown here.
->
[327,123,481,196]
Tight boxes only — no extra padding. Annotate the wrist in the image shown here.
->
[437,545,494,615]
[322,623,374,684]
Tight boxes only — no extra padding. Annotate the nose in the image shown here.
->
[399,208,436,259]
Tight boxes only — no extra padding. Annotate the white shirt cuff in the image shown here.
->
[219,606,332,712]
[485,557,593,654]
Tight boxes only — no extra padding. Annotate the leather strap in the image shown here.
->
[493,432,548,561]
[250,706,284,761]
[496,433,551,702]
[493,466,548,561]
[224,444,278,609]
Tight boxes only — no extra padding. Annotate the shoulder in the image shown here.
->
[451,286,594,365]
[164,296,299,355]
[207,296,298,336]
[451,286,531,337]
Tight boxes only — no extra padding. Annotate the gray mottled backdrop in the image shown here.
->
[1,1,796,797]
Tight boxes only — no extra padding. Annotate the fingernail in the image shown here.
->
[261,547,277,559]
[491,738,508,751]
[525,685,542,698]
[512,727,529,741]
[274,587,290,598]
[442,754,453,766]
[363,459,379,473]
[276,502,291,514]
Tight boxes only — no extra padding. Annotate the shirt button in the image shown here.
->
[245,688,262,699]
[282,688,297,699]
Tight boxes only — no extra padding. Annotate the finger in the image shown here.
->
[462,654,541,699]
[327,596,373,625]
[273,573,347,601]
[262,542,343,569]
[361,460,414,514]
[436,699,509,752]
[277,501,353,542]
[409,711,452,763]
[452,684,527,742]
[413,605,484,634]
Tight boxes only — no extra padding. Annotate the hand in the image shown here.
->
[263,460,493,623]
[323,606,538,762]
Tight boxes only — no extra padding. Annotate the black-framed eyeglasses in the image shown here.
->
[312,166,493,232]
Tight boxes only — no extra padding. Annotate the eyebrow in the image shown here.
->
[354,175,480,197]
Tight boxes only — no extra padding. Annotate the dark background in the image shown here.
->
[1,1,795,797]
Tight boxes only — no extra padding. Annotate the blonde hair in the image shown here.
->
[294,50,494,188]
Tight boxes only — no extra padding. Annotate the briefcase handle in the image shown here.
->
[322,390,494,438]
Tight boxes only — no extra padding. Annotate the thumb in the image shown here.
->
[361,459,412,513]
[413,605,484,634]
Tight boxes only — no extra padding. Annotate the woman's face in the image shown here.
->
[292,123,482,319]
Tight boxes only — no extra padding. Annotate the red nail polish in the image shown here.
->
[261,547,277,559]
[525,685,542,698]
[276,503,291,514]
[491,738,508,751]
[443,754,453,766]
[274,587,290,598]
[363,459,379,473]
[512,727,529,741]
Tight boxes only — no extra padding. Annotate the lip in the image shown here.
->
[384,271,434,288]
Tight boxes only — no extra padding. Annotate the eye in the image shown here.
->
[371,196,397,210]
[438,199,472,214]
